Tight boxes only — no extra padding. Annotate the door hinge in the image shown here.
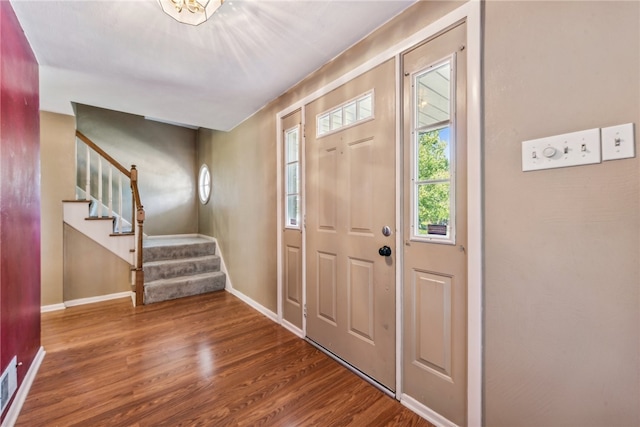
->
[304,214,306,228]
[303,304,307,318]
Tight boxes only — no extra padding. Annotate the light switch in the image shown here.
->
[601,123,635,161]
[522,128,601,171]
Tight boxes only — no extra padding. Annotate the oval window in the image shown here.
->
[198,164,211,204]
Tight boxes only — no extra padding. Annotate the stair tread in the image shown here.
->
[143,237,215,248]
[144,254,219,267]
[145,271,225,287]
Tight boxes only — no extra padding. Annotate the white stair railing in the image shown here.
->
[76,133,134,234]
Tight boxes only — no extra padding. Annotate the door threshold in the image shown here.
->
[305,338,396,398]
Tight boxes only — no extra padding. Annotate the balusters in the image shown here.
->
[85,145,90,201]
[97,157,103,218]
[118,175,123,234]
[108,166,113,219]
[75,138,79,200]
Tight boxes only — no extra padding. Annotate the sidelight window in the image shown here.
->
[411,57,456,243]
[285,125,301,228]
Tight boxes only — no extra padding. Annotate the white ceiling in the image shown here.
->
[11,0,414,131]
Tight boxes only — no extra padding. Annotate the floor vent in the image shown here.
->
[0,356,17,415]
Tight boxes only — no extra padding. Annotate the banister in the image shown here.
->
[75,130,146,306]
[76,130,131,178]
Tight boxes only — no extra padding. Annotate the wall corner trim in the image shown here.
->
[1,347,46,427]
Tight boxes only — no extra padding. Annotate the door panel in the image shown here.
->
[402,22,467,425]
[306,59,396,389]
[285,246,301,305]
[281,110,303,329]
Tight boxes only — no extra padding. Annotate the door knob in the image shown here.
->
[378,246,392,257]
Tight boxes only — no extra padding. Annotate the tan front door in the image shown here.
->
[282,109,303,329]
[305,59,396,389]
[402,22,467,425]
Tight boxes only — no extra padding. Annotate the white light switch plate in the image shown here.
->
[601,123,635,161]
[522,128,601,171]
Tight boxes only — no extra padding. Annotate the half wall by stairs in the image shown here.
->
[63,200,135,265]
[143,236,226,304]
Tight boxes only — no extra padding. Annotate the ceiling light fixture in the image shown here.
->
[158,0,224,26]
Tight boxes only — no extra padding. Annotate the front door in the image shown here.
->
[305,59,396,389]
[402,22,468,425]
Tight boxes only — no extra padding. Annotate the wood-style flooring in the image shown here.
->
[17,291,433,426]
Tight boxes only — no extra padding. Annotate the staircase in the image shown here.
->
[143,236,226,304]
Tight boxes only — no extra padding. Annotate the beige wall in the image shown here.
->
[63,224,131,300]
[197,116,277,309]
[40,111,76,306]
[197,0,464,312]
[76,104,198,236]
[483,2,639,425]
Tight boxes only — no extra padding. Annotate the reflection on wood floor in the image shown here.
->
[17,291,433,426]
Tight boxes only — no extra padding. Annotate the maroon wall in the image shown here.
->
[0,1,41,421]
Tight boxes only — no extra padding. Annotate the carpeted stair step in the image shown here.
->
[144,271,226,304]
[143,240,216,263]
[144,255,221,282]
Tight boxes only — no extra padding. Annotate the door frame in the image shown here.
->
[276,2,482,425]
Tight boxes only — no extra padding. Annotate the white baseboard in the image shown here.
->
[40,303,66,313]
[281,319,304,338]
[1,346,45,427]
[64,291,133,308]
[201,235,233,293]
[401,394,458,427]
[226,287,278,323]
[196,234,276,322]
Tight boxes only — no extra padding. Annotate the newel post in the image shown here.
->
[135,205,145,306]
[131,164,145,306]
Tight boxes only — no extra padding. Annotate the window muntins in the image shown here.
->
[198,164,211,204]
[285,125,301,228]
[316,91,374,138]
[411,56,456,244]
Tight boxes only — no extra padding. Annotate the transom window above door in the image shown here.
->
[316,91,374,137]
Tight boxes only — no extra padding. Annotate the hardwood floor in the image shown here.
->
[17,291,433,426]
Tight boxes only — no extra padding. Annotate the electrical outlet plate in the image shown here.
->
[601,123,635,161]
[522,128,601,172]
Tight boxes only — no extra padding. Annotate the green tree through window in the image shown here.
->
[417,128,450,234]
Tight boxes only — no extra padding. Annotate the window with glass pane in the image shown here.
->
[344,102,356,125]
[358,94,372,120]
[413,58,455,242]
[330,108,342,130]
[318,114,331,135]
[316,91,374,136]
[285,126,301,228]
